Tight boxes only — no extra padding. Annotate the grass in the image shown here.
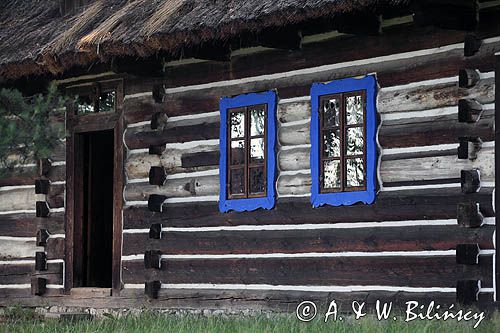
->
[0,307,499,333]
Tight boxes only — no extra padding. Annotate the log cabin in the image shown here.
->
[0,0,499,314]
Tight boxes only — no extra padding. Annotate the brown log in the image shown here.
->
[0,262,62,284]
[181,151,220,168]
[122,255,494,288]
[0,212,65,237]
[122,225,495,256]
[123,191,494,229]
[0,164,65,187]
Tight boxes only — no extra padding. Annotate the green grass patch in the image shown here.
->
[0,310,499,333]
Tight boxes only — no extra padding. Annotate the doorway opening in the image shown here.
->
[73,130,114,288]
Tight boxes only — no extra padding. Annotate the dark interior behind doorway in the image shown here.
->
[73,130,114,288]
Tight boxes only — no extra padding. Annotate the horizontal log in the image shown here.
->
[0,183,65,213]
[277,146,494,189]
[125,175,219,201]
[125,122,219,150]
[122,225,495,256]
[380,112,494,148]
[124,38,499,123]
[0,212,65,237]
[122,255,493,288]
[379,76,494,114]
[0,164,65,187]
[123,190,494,229]
[0,238,43,260]
[126,144,218,180]
[0,262,63,285]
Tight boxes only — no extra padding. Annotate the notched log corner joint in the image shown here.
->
[457,201,484,228]
[35,179,50,195]
[149,166,167,186]
[460,169,480,194]
[464,34,482,57]
[456,244,480,265]
[36,229,50,247]
[457,137,482,160]
[459,69,480,88]
[31,277,47,296]
[35,251,47,271]
[149,223,163,239]
[456,280,480,305]
[458,99,483,123]
[151,112,168,130]
[36,201,50,218]
[148,194,166,213]
[145,280,161,299]
[144,250,162,269]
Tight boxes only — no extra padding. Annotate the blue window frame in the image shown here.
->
[310,75,377,208]
[219,91,277,212]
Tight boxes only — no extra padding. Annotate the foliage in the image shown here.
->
[0,84,66,177]
[0,311,499,333]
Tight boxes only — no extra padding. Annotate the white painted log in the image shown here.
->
[277,101,311,124]
[277,174,311,196]
[124,175,220,201]
[378,77,494,114]
[0,188,36,212]
[279,121,310,146]
[279,147,310,171]
[126,144,219,180]
[381,145,495,183]
[0,238,42,260]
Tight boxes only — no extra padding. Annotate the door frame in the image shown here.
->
[64,77,124,295]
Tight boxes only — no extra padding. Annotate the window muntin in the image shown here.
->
[219,91,277,213]
[227,104,267,199]
[70,83,117,115]
[320,91,366,193]
[310,75,377,208]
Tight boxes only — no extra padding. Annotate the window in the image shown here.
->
[310,75,377,207]
[219,91,277,212]
[68,81,117,115]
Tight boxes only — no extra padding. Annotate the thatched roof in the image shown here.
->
[0,0,408,81]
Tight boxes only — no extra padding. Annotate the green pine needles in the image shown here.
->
[0,83,67,177]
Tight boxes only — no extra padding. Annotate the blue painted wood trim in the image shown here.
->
[219,90,278,212]
[310,75,378,208]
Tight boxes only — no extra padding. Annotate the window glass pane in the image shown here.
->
[99,91,115,113]
[346,95,363,125]
[230,140,245,165]
[250,138,265,164]
[230,112,245,138]
[322,98,340,127]
[346,127,364,155]
[76,95,94,114]
[250,107,265,136]
[323,160,341,189]
[249,167,266,194]
[346,158,365,187]
[323,129,340,158]
[229,168,245,195]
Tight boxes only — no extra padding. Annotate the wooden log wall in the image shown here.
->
[2,12,500,310]
[0,138,65,298]
[119,25,500,310]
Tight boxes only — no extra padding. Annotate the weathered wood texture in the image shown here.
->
[123,225,495,256]
[0,184,65,212]
[0,237,64,260]
[0,262,63,284]
[124,146,494,200]
[123,191,494,229]
[0,212,64,237]
[122,256,493,288]
[0,164,65,187]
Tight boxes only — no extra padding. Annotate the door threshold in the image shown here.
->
[70,287,112,298]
